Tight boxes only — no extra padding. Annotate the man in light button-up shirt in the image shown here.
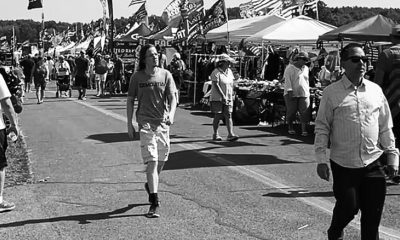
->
[314,43,399,240]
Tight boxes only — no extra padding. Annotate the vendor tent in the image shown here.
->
[246,15,336,45]
[318,14,396,42]
[206,14,286,44]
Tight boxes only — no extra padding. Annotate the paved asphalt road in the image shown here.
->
[0,82,399,240]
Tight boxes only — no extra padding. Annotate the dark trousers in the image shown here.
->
[328,159,387,240]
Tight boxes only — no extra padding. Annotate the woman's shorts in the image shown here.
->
[0,129,9,169]
[210,101,233,115]
[96,73,107,82]
[139,124,170,164]
[34,79,47,90]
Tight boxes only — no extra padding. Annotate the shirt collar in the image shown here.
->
[341,74,366,89]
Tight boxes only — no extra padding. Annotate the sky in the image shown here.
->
[1,0,400,23]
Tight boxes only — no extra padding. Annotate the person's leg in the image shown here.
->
[211,101,223,139]
[0,167,5,203]
[0,129,14,212]
[359,162,387,240]
[298,97,311,135]
[284,95,297,134]
[213,113,223,137]
[328,160,363,240]
[35,85,40,103]
[224,105,238,140]
[41,82,46,102]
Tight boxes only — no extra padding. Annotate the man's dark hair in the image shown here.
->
[138,44,155,71]
[340,43,363,60]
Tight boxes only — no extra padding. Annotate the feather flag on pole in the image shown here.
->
[129,0,146,7]
[132,3,148,23]
[203,0,228,34]
[28,0,43,10]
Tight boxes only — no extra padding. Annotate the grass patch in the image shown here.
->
[5,134,33,188]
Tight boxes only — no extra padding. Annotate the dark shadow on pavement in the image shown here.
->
[165,148,300,171]
[189,111,214,118]
[263,190,334,198]
[86,132,138,143]
[0,204,148,227]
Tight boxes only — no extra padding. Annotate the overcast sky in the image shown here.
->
[1,0,399,23]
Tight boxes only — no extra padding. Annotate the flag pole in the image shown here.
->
[316,0,319,20]
[41,0,45,56]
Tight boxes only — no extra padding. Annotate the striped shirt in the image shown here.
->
[314,75,399,168]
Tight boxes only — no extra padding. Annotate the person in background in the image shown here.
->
[94,54,108,97]
[33,57,48,104]
[55,55,71,97]
[169,52,185,104]
[315,43,399,240]
[74,51,90,100]
[126,44,177,218]
[0,72,19,212]
[158,47,167,69]
[113,54,124,94]
[20,54,35,93]
[45,56,54,81]
[89,56,95,90]
[283,51,311,136]
[209,53,239,142]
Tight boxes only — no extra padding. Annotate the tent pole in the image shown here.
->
[193,54,198,106]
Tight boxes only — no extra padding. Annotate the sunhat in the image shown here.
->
[218,53,236,64]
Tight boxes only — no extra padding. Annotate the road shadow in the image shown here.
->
[86,132,138,143]
[0,204,148,227]
[263,190,334,198]
[189,111,214,118]
[241,124,315,145]
[165,147,300,171]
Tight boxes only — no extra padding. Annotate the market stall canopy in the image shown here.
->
[206,14,286,44]
[115,23,152,42]
[246,15,336,45]
[318,14,396,42]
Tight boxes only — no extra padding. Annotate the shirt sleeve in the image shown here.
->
[283,66,292,92]
[314,88,333,164]
[0,75,11,101]
[378,89,399,167]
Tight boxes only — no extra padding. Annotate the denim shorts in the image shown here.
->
[0,129,8,169]
[139,124,170,164]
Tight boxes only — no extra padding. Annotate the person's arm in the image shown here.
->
[166,72,177,124]
[211,70,226,102]
[314,88,333,181]
[378,90,399,177]
[126,74,137,140]
[283,66,293,98]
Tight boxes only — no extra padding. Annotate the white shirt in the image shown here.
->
[0,74,11,130]
[314,75,399,168]
[283,63,310,97]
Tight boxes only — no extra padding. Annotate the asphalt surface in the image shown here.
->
[0,81,399,240]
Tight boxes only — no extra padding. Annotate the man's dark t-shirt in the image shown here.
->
[75,57,90,77]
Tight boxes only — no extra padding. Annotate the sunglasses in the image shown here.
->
[345,56,369,63]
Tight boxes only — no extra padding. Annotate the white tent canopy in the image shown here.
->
[246,15,336,45]
[206,14,286,44]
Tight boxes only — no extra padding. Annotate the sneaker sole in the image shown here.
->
[0,206,15,213]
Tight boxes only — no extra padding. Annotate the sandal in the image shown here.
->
[212,134,222,141]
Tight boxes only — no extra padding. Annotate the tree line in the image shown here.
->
[1,1,400,44]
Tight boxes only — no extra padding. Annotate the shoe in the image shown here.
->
[212,134,222,141]
[258,121,268,126]
[227,135,239,142]
[0,200,15,212]
[40,100,44,104]
[37,101,41,104]
[288,129,296,135]
[146,202,160,218]
[144,183,151,202]
[96,93,101,97]
[301,132,309,137]
[82,97,87,101]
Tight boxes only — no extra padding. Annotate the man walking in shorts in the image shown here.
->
[127,44,177,218]
[74,51,90,100]
[0,73,19,212]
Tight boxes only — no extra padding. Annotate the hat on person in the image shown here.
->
[218,53,236,64]
[293,51,310,61]
[173,53,181,60]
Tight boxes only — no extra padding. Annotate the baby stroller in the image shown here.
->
[55,68,72,98]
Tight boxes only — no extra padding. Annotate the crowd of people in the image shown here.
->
[0,28,399,239]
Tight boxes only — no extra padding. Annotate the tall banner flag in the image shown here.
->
[129,0,146,7]
[99,0,109,34]
[302,0,318,15]
[161,0,183,25]
[28,0,43,10]
[132,3,148,23]
[174,0,204,43]
[203,0,228,34]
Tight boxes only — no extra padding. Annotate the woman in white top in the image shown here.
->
[209,54,239,142]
